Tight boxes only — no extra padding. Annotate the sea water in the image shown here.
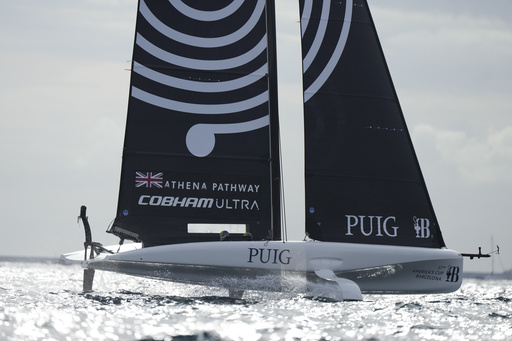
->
[0,259,510,341]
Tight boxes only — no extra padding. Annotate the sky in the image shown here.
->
[0,0,511,274]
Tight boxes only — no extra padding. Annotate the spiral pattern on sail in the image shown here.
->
[301,0,353,103]
[132,0,268,114]
[130,1,270,157]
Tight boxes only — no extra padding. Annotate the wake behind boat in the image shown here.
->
[62,0,469,301]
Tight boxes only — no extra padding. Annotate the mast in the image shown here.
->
[266,0,281,240]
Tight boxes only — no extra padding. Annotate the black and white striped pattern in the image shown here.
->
[131,0,270,157]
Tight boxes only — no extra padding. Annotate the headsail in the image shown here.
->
[110,1,280,247]
[300,0,446,248]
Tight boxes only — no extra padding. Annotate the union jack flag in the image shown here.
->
[135,171,163,188]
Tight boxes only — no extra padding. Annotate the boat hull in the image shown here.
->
[80,240,463,295]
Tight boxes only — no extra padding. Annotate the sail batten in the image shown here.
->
[304,92,399,102]
[305,172,424,184]
[123,150,270,163]
[132,62,267,93]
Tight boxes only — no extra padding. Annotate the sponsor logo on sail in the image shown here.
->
[136,176,261,193]
[137,195,259,211]
[134,174,263,215]
[413,216,431,238]
[163,180,260,193]
[345,215,398,237]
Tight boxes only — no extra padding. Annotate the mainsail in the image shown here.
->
[110,1,280,246]
[301,0,446,248]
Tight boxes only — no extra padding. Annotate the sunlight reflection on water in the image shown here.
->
[0,261,511,340]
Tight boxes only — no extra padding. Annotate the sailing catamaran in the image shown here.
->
[62,0,466,301]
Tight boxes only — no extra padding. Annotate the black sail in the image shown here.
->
[300,0,446,248]
[110,1,280,246]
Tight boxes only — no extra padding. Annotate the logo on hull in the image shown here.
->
[446,266,460,283]
[248,248,291,265]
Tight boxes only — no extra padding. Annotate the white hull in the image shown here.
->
[63,240,463,299]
